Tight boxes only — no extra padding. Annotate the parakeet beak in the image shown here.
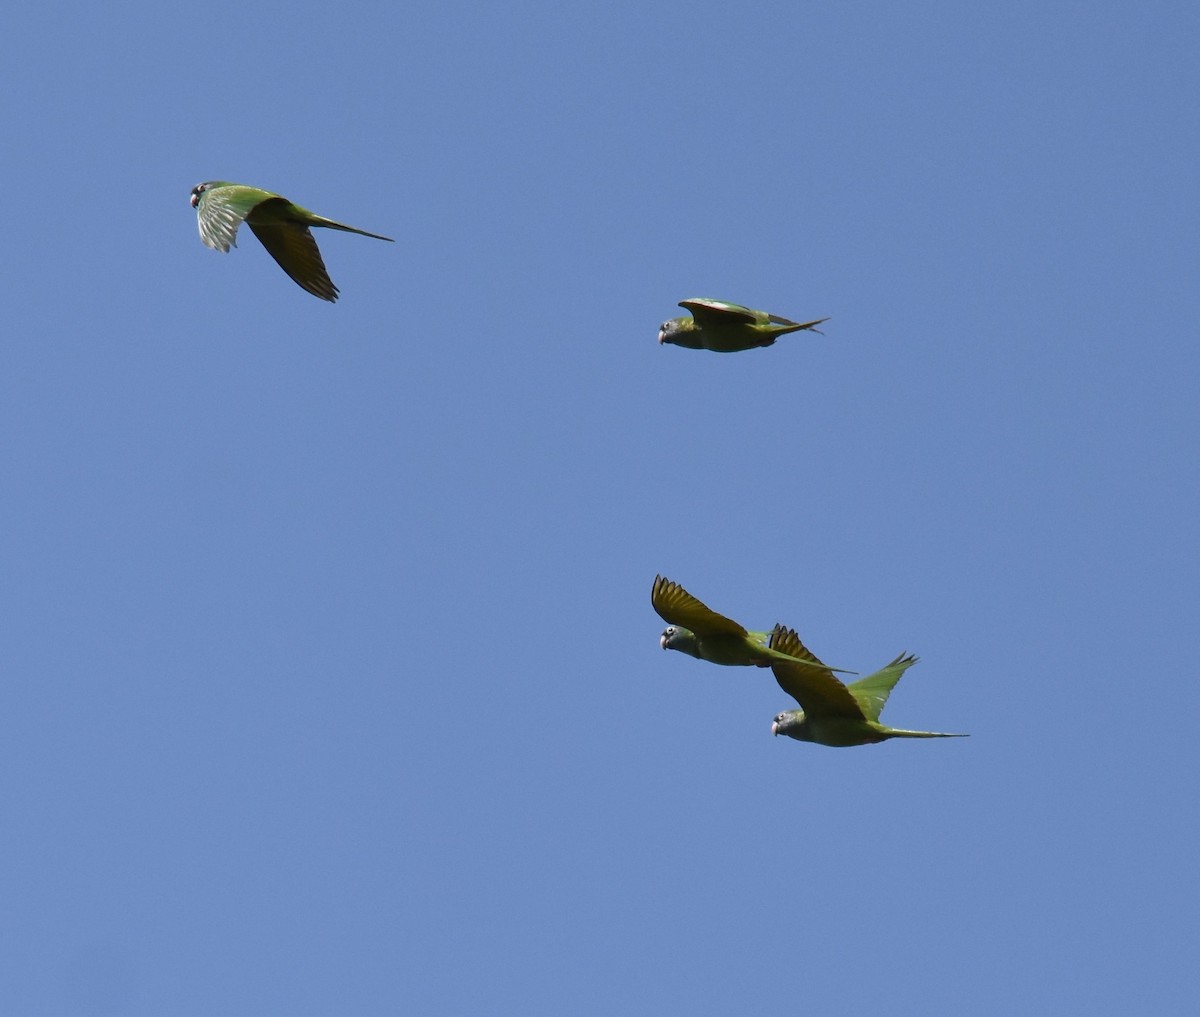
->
[657,327,668,344]
[771,721,780,736]
[190,193,200,208]
[659,632,669,650]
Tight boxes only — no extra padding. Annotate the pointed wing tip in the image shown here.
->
[779,315,830,333]
[300,276,339,302]
[651,574,684,615]
[297,280,338,302]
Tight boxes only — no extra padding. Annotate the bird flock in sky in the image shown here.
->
[190,180,966,748]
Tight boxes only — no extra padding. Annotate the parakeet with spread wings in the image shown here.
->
[651,575,851,673]
[768,625,967,747]
[190,181,392,301]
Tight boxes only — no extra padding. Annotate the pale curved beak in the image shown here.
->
[771,721,780,736]
[657,329,666,344]
[659,632,669,650]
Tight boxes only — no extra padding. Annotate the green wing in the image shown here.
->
[846,653,918,722]
[195,184,277,252]
[768,625,867,719]
[247,217,339,302]
[678,298,760,327]
[651,575,747,638]
[679,298,826,333]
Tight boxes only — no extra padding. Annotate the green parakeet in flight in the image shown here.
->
[767,625,967,747]
[657,298,829,352]
[190,181,393,301]
[651,575,852,673]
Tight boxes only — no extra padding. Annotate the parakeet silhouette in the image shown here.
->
[768,625,967,746]
[190,181,393,301]
[651,575,851,673]
[658,298,828,352]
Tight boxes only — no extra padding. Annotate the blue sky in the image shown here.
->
[2,1,1197,1013]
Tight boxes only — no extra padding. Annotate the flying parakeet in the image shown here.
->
[651,575,852,673]
[190,181,393,301]
[657,298,829,352]
[767,625,967,747]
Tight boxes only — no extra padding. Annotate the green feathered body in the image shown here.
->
[768,626,967,747]
[190,180,393,301]
[661,625,780,667]
[771,711,966,746]
[658,298,829,353]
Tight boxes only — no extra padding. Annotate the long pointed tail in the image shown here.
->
[773,316,830,335]
[312,216,394,242]
[887,729,969,739]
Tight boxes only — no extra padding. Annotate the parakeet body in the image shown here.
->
[767,625,967,746]
[658,298,828,352]
[651,575,851,674]
[190,181,393,301]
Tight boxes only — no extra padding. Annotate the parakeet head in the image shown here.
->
[658,316,704,349]
[660,625,701,658]
[658,317,685,345]
[771,710,806,738]
[190,181,236,208]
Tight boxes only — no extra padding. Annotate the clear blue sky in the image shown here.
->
[2,2,1196,1013]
